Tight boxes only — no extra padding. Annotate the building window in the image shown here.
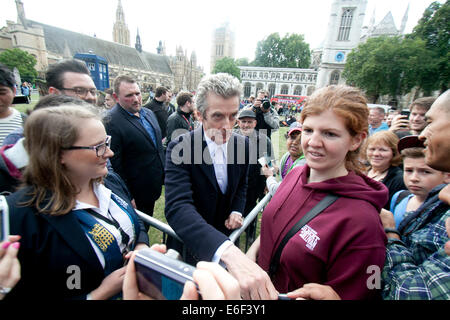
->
[283,73,287,80]
[330,71,340,85]
[281,85,289,95]
[256,83,264,93]
[244,83,251,98]
[338,8,354,41]
[259,72,263,78]
[268,83,276,97]
[288,73,293,80]
[295,74,300,81]
[294,85,303,96]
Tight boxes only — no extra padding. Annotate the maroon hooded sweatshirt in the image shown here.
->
[258,165,388,300]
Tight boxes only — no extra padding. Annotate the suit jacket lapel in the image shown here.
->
[118,106,156,149]
[41,212,103,273]
[226,134,237,194]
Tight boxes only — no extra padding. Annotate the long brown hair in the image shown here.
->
[21,105,101,215]
[300,85,369,175]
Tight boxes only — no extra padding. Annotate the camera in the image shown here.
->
[261,98,271,111]
[0,195,10,242]
[134,248,198,300]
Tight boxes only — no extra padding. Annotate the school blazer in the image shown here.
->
[4,186,149,300]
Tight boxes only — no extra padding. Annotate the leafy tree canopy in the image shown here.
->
[252,33,311,69]
[0,48,38,83]
[212,57,241,79]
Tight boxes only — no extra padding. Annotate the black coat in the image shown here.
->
[104,104,164,215]
[4,186,149,300]
[381,166,406,209]
[143,98,169,139]
[164,128,249,262]
[166,108,194,144]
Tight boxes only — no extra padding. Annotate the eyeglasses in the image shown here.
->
[64,136,111,157]
[59,87,97,97]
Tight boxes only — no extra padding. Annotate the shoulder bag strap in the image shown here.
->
[268,194,339,279]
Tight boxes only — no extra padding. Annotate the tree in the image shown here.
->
[212,57,241,79]
[252,33,311,68]
[343,36,437,102]
[0,48,38,83]
[235,58,250,66]
[410,0,450,92]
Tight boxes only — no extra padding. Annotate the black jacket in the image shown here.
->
[143,98,169,139]
[381,166,406,209]
[164,128,249,262]
[166,107,194,144]
[104,104,164,215]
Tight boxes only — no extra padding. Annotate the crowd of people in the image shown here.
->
[0,58,449,301]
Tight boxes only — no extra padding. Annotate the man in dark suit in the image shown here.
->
[104,75,164,217]
[165,73,277,300]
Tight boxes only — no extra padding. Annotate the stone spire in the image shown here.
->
[400,3,410,35]
[156,41,166,55]
[135,28,142,52]
[113,0,130,46]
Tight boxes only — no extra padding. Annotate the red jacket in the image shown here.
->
[258,165,388,300]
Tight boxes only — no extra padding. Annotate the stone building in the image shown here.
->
[240,67,318,98]
[210,23,235,73]
[0,0,204,93]
[239,0,411,104]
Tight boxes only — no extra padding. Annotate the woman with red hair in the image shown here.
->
[248,85,388,300]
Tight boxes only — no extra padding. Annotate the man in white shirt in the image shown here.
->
[165,73,278,300]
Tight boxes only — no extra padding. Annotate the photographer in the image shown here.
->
[252,90,279,138]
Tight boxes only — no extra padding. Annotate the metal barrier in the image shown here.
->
[135,192,273,254]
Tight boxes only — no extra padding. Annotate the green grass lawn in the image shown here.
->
[13,92,40,114]
[148,126,290,251]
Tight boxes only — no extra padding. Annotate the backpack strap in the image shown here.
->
[394,190,411,209]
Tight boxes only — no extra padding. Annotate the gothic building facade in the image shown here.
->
[0,0,204,93]
[239,0,410,104]
[210,23,235,73]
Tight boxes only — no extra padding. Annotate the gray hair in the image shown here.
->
[195,73,242,116]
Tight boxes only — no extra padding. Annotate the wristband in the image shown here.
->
[384,228,401,237]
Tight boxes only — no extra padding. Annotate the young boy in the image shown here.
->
[390,136,450,228]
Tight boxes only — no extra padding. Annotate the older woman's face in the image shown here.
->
[366,142,393,170]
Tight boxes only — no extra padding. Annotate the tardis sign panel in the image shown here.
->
[74,53,110,91]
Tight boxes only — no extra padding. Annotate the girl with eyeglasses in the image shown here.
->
[3,105,149,300]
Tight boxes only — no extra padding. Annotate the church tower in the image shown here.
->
[210,23,235,73]
[113,0,130,46]
[316,0,368,88]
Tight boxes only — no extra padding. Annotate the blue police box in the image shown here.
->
[73,53,109,91]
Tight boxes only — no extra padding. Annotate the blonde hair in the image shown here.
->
[22,105,102,215]
[300,85,369,175]
[363,130,402,167]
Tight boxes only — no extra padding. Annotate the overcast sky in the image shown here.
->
[1,0,440,73]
